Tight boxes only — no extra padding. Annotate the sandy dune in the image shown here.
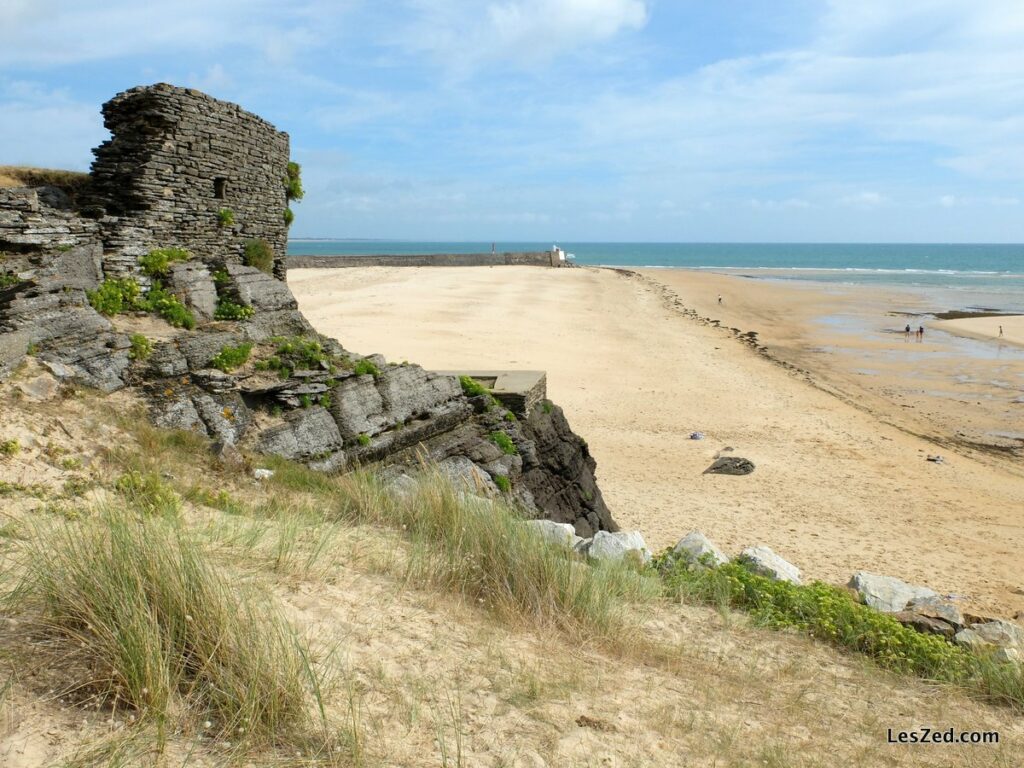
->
[290,265,1024,617]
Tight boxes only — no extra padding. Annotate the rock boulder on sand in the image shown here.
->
[848,572,938,613]
[580,531,650,564]
[738,545,801,584]
[672,531,729,567]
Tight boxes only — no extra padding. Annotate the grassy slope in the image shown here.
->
[0,362,1022,767]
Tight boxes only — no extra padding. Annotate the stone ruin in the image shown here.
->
[0,83,616,536]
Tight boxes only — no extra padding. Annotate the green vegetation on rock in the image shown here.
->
[210,342,253,372]
[128,333,153,361]
[88,277,195,329]
[243,238,274,274]
[284,161,304,201]
[87,278,145,316]
[213,297,254,321]
[217,208,235,227]
[144,283,195,329]
[353,358,380,377]
[254,336,339,379]
[138,247,190,278]
[494,475,511,493]
[1,438,20,457]
[459,375,489,398]
[488,431,518,456]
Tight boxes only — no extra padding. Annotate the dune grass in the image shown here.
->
[9,507,323,745]
[325,470,661,638]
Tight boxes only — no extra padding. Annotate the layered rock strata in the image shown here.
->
[0,84,616,536]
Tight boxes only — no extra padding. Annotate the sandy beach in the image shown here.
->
[935,315,1024,348]
[289,265,1024,617]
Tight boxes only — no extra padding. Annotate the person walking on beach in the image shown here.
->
[917,325,924,343]
[999,325,1004,337]
[717,294,722,305]
[905,323,911,341]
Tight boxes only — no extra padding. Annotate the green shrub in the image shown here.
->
[209,343,253,372]
[659,558,973,681]
[283,207,295,227]
[143,283,195,329]
[284,161,304,201]
[504,411,517,422]
[14,509,316,740]
[357,433,371,447]
[128,333,153,361]
[87,278,144,316]
[0,438,20,457]
[254,336,338,379]
[459,375,489,397]
[488,431,518,456]
[211,268,230,286]
[114,469,181,517]
[0,271,20,288]
[353,358,380,377]
[299,394,312,409]
[243,238,274,274]
[138,247,189,278]
[318,392,332,409]
[217,208,235,227]
[494,475,511,493]
[214,298,254,321]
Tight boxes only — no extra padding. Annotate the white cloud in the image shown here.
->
[393,0,648,74]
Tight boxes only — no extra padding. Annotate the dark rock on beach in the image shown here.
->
[703,456,755,475]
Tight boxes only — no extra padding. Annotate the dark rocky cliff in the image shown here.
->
[0,84,617,537]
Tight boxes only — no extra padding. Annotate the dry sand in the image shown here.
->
[289,265,1024,617]
[936,315,1024,348]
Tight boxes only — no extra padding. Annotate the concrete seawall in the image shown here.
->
[288,251,564,269]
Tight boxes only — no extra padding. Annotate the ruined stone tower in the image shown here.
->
[87,83,290,279]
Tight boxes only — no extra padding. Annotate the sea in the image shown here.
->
[287,241,1024,313]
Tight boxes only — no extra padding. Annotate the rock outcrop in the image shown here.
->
[0,83,617,536]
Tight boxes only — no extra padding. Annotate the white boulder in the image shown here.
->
[524,519,583,550]
[581,531,651,565]
[739,546,801,585]
[672,531,729,567]
[848,572,938,613]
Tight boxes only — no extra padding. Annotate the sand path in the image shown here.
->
[290,265,1024,616]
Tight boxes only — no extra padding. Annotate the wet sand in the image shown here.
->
[289,265,1024,617]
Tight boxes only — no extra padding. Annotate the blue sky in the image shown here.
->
[2,0,1023,242]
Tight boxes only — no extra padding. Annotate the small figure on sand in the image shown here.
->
[999,325,1004,337]
[717,294,722,305]
[917,325,924,343]
[904,323,911,341]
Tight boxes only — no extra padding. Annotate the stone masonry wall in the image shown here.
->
[87,83,290,279]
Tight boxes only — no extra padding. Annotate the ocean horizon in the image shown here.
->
[288,240,1024,312]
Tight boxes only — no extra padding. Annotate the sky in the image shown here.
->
[2,0,1024,243]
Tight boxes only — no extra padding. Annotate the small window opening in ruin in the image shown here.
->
[214,177,228,199]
